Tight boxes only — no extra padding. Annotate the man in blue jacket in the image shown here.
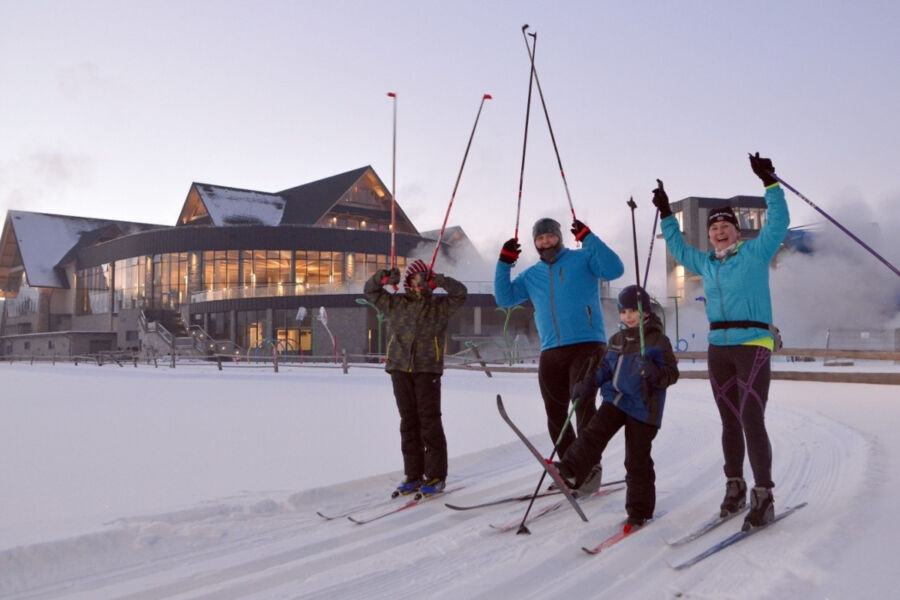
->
[495,218,624,486]
[652,153,789,530]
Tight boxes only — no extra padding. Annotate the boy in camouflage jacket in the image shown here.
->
[364,259,467,495]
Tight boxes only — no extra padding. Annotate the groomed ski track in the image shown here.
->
[0,377,887,599]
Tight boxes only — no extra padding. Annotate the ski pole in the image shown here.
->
[513,24,537,241]
[427,93,492,272]
[520,25,576,222]
[516,351,602,535]
[516,393,581,535]
[387,93,397,269]
[626,197,647,359]
[643,208,660,290]
[769,172,899,278]
[387,92,398,288]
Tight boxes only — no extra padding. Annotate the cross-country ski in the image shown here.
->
[316,497,398,521]
[490,485,624,532]
[667,502,808,569]
[347,486,464,525]
[663,507,749,546]
[581,512,667,555]
[445,479,626,511]
[496,394,588,522]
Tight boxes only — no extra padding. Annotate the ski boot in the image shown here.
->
[742,487,775,531]
[575,462,603,496]
[719,477,747,517]
[392,475,422,498]
[552,462,578,491]
[624,515,648,533]
[419,477,446,496]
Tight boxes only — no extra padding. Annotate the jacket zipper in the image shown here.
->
[713,260,728,344]
[548,263,562,344]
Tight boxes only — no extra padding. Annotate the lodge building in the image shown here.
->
[0,166,512,360]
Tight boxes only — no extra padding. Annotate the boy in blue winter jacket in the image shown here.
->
[555,285,679,528]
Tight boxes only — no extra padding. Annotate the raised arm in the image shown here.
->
[653,179,708,274]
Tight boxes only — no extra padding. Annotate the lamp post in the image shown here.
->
[355,298,385,357]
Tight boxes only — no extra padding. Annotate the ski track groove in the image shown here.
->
[2,382,876,599]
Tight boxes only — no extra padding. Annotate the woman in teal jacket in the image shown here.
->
[652,153,789,531]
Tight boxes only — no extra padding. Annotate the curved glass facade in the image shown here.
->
[79,250,408,313]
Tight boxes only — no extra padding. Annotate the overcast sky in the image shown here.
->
[1,1,898,296]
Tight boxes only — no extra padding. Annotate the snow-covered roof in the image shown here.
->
[5,211,159,288]
[193,184,286,226]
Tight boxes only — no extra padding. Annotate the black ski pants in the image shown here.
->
[538,341,604,458]
[390,371,447,481]
[559,402,659,520]
[708,344,774,489]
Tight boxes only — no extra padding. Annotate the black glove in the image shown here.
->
[749,152,777,186]
[652,179,672,219]
[572,372,599,402]
[571,219,591,242]
[499,238,521,264]
[427,271,439,290]
[388,268,401,285]
[640,359,662,386]
[375,269,391,285]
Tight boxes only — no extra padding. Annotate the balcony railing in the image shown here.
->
[189,280,495,303]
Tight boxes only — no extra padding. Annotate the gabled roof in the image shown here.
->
[178,184,286,226]
[176,166,417,233]
[278,166,372,225]
[0,211,160,291]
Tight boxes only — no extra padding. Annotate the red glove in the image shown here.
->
[571,220,591,242]
[499,238,521,264]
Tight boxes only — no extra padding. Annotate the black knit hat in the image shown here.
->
[617,285,651,312]
[532,217,562,240]
[707,206,740,230]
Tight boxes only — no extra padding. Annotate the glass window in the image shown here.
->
[202,251,215,291]
[113,256,147,310]
[226,251,239,287]
[76,264,112,315]
[236,310,266,350]
[295,250,308,286]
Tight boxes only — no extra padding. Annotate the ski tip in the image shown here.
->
[347,516,364,525]
[663,558,682,570]
[581,546,599,555]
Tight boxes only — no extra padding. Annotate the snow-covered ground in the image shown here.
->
[1,362,897,599]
